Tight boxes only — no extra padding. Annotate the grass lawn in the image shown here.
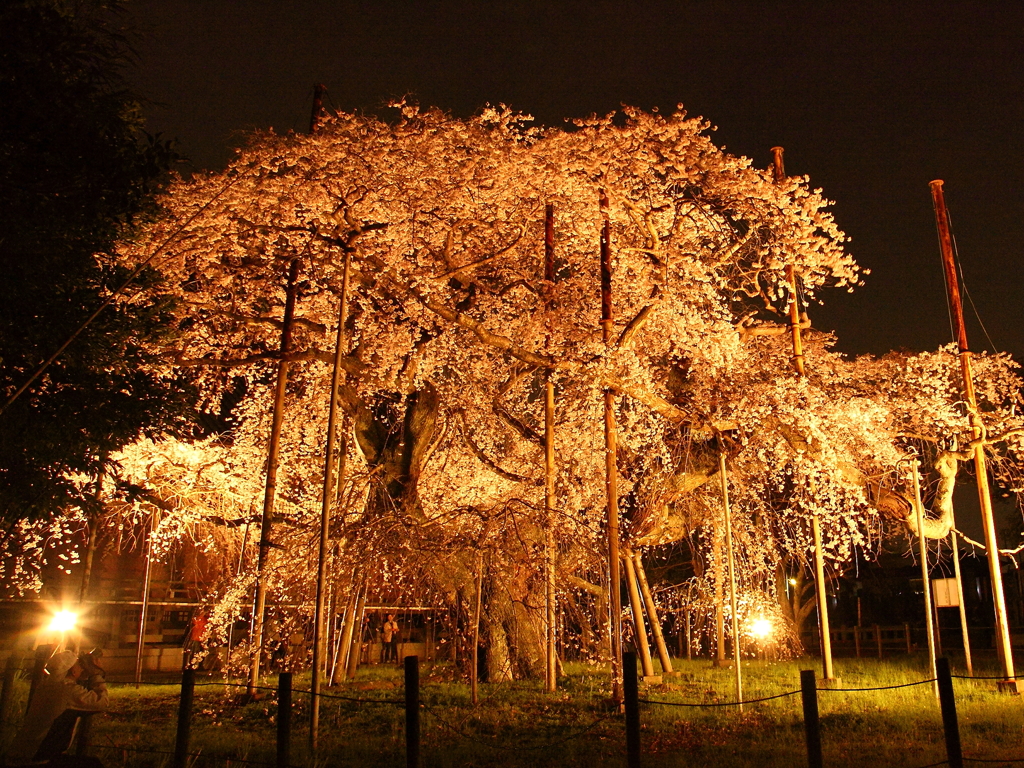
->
[2,653,1022,767]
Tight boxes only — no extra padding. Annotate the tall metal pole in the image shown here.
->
[774,146,834,681]
[718,449,743,711]
[310,250,351,751]
[543,204,558,692]
[599,190,624,702]
[911,460,939,696]
[930,180,1016,687]
[249,258,301,695]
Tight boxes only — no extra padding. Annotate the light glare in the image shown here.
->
[48,611,77,633]
[750,618,772,639]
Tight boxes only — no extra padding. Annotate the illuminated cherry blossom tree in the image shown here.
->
[20,103,1020,677]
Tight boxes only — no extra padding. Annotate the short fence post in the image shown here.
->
[801,669,823,768]
[405,655,419,768]
[75,713,94,755]
[624,651,641,768]
[0,654,19,730]
[172,668,195,768]
[27,644,50,712]
[277,672,292,768]
[936,658,963,768]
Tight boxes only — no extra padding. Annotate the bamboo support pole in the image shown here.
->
[930,180,1016,687]
[912,460,939,697]
[599,190,623,702]
[624,554,656,677]
[311,250,352,751]
[331,579,359,685]
[718,450,743,711]
[345,587,367,680]
[633,552,674,675]
[249,258,300,695]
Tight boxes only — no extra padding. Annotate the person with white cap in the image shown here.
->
[6,650,108,766]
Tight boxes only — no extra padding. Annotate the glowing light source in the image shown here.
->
[48,611,77,633]
[750,618,772,639]
[788,578,798,586]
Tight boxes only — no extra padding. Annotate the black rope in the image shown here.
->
[951,674,1016,681]
[819,679,935,692]
[964,757,1024,764]
[639,689,800,708]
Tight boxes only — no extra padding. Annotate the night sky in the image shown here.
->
[127,0,1024,362]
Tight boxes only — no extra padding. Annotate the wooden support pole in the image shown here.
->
[332,578,359,685]
[172,669,195,768]
[911,460,939,697]
[134,512,156,688]
[250,258,301,695]
[624,554,655,678]
[311,248,352,752]
[931,180,1016,688]
[811,516,836,681]
[623,652,641,768]
[544,202,558,693]
[719,449,743,711]
[936,657,964,768]
[633,552,674,675]
[950,532,974,676]
[599,189,623,702]
[713,532,727,668]
[800,669,823,768]
[346,587,367,680]
[277,672,292,768]
[404,655,420,768]
[471,553,484,705]
[775,147,835,683]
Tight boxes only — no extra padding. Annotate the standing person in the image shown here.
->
[382,614,400,665]
[7,650,108,766]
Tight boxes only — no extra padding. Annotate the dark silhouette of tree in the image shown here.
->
[0,0,196,521]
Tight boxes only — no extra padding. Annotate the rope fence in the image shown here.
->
[8,653,1024,768]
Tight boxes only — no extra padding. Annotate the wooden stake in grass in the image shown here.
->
[405,656,420,768]
[936,657,963,768]
[800,669,822,768]
[172,669,195,768]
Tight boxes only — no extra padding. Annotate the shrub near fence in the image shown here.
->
[2,654,1022,767]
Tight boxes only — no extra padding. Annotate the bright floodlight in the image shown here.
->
[48,611,77,633]
[750,618,772,639]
